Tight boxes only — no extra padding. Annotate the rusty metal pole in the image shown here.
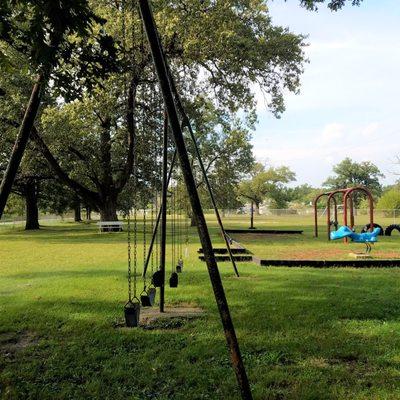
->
[137,1,252,398]
[313,192,330,238]
[333,197,338,227]
[143,150,177,278]
[164,67,240,277]
[327,196,331,241]
[250,201,255,229]
[368,191,374,231]
[313,198,319,238]
[343,189,350,244]
[349,196,355,229]
[159,112,168,313]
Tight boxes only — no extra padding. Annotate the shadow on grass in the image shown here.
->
[2,268,400,399]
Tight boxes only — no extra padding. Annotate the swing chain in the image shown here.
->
[133,199,138,299]
[143,204,147,287]
[127,210,132,302]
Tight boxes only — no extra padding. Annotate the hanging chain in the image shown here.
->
[150,193,155,274]
[133,192,138,299]
[178,172,182,260]
[127,210,132,302]
[172,183,176,271]
[143,204,147,287]
[185,203,189,258]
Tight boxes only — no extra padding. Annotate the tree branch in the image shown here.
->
[30,127,100,205]
[115,78,137,191]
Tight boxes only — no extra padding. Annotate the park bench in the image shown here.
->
[97,221,124,232]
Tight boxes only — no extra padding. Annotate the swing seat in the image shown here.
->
[124,301,141,327]
[176,259,183,273]
[169,272,178,288]
[152,270,163,287]
[141,291,152,307]
[148,287,156,306]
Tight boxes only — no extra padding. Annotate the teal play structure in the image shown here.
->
[313,186,374,240]
[330,225,381,252]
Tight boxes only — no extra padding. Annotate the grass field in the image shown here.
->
[1,214,400,399]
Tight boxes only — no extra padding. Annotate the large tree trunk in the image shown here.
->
[0,74,45,219]
[85,206,92,221]
[74,201,82,222]
[25,179,39,230]
[254,201,261,215]
[249,201,255,229]
[99,196,118,222]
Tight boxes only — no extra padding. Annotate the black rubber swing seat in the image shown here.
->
[124,300,141,327]
[152,270,163,287]
[140,287,157,307]
[176,259,183,273]
[169,272,178,288]
[141,292,152,307]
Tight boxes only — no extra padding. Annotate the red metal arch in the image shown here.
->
[343,187,374,233]
[313,192,338,237]
[314,186,375,240]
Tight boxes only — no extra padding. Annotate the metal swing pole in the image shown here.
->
[159,111,169,313]
[137,1,253,399]
[164,65,240,277]
[143,149,177,278]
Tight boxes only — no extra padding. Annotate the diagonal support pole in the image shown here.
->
[164,64,240,277]
[137,1,252,399]
[143,81,240,278]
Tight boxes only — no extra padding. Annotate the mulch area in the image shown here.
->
[261,248,400,261]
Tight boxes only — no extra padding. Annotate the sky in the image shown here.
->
[252,0,400,187]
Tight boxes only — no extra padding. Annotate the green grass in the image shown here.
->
[1,215,400,399]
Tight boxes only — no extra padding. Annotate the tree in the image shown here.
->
[297,0,363,11]
[238,163,296,214]
[23,0,306,222]
[288,184,320,207]
[377,188,400,211]
[323,158,384,204]
[0,0,116,218]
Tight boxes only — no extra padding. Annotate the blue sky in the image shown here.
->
[252,0,400,187]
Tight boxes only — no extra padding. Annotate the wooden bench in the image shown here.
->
[97,221,124,232]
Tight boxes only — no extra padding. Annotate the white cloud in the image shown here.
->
[252,122,399,186]
[251,1,400,187]
[320,123,345,144]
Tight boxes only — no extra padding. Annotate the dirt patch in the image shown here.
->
[0,331,38,356]
[140,306,204,327]
[117,305,205,330]
[233,233,295,242]
[254,247,400,261]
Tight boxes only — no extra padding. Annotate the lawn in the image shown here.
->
[1,215,400,399]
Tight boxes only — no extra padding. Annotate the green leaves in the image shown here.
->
[238,162,296,208]
[297,0,363,11]
[323,157,384,202]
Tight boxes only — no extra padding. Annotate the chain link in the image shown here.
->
[143,206,147,287]
[133,197,138,298]
[127,210,132,302]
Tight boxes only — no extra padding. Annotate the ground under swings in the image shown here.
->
[119,306,205,330]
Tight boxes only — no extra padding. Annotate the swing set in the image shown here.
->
[313,186,375,240]
[0,1,253,398]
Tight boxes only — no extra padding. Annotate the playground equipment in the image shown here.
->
[330,225,381,253]
[314,186,375,240]
[384,224,400,236]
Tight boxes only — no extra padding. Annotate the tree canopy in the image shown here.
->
[323,157,384,203]
[238,163,296,212]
